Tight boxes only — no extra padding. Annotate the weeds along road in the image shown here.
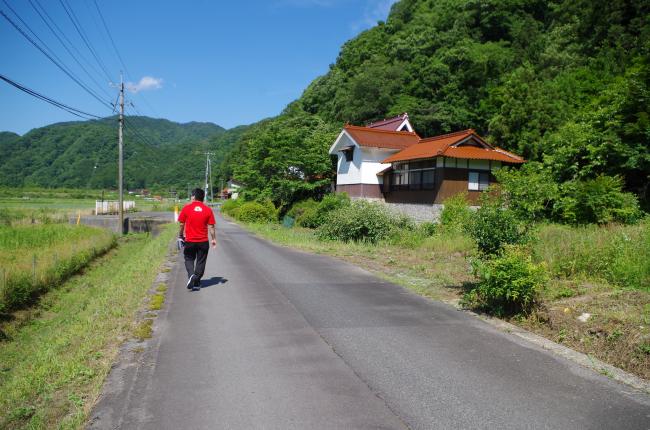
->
[90,212,650,430]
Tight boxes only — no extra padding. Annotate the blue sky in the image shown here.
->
[0,0,397,135]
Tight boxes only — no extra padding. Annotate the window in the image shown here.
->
[422,169,435,189]
[388,166,435,192]
[343,147,354,162]
[468,171,489,191]
[409,171,422,190]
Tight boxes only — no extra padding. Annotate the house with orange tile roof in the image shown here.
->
[328,114,524,217]
[328,114,419,199]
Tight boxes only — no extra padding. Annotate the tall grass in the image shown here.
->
[0,224,116,312]
[533,219,650,290]
[0,226,176,429]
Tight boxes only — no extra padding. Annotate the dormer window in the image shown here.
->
[342,147,354,162]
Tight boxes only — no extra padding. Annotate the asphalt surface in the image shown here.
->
[90,213,650,429]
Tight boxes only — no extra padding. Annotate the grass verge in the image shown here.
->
[0,225,176,429]
[241,221,650,380]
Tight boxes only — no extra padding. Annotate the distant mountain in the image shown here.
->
[0,116,244,190]
[0,131,19,146]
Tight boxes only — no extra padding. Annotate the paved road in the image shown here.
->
[90,213,650,429]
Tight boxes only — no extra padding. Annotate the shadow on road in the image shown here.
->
[197,276,228,289]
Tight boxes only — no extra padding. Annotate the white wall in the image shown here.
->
[335,134,362,185]
[360,147,395,184]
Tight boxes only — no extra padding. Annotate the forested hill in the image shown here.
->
[0,132,19,146]
[222,0,649,208]
[0,117,246,190]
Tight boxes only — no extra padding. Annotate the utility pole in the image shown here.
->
[203,152,214,203]
[118,73,124,234]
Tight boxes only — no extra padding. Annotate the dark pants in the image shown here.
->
[183,241,209,280]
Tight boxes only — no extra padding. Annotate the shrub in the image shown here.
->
[236,201,277,223]
[439,193,472,233]
[295,192,351,228]
[466,194,529,255]
[419,222,438,237]
[285,199,323,228]
[317,200,394,243]
[494,162,559,222]
[554,175,641,225]
[286,199,318,221]
[463,246,547,316]
[220,199,242,217]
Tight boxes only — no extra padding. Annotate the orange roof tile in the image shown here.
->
[382,129,524,164]
[344,125,420,150]
[443,146,524,163]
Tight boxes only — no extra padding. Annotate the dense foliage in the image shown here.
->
[0,116,244,191]
[287,192,351,228]
[219,0,649,209]
[466,194,529,255]
[317,200,396,243]
[3,0,649,210]
[496,165,642,224]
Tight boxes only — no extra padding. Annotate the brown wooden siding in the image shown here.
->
[382,168,496,204]
[336,183,383,199]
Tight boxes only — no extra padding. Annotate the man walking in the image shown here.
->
[178,188,216,290]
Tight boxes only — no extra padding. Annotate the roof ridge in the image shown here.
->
[367,113,408,127]
[344,124,419,137]
[419,129,475,142]
[494,146,525,160]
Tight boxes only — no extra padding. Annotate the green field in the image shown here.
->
[0,226,176,429]
[0,224,116,313]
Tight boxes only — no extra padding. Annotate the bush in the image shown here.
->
[220,199,242,217]
[317,200,394,243]
[285,199,322,228]
[466,194,529,255]
[554,175,641,225]
[286,199,318,220]
[288,192,351,228]
[439,193,472,233]
[463,246,547,316]
[236,201,277,223]
[494,162,559,222]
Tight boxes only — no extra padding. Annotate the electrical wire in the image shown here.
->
[58,0,113,83]
[1,10,113,110]
[26,0,112,100]
[32,0,107,88]
[93,0,160,118]
[0,72,103,119]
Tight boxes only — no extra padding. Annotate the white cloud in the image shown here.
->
[351,0,398,33]
[126,76,163,93]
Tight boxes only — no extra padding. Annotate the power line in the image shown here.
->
[93,0,160,118]
[2,0,109,100]
[93,0,130,79]
[58,0,113,83]
[32,0,107,89]
[0,9,113,110]
[26,0,112,100]
[0,72,103,119]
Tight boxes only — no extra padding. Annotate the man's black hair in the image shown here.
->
[192,188,205,202]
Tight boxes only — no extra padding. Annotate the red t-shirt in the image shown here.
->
[178,201,216,242]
